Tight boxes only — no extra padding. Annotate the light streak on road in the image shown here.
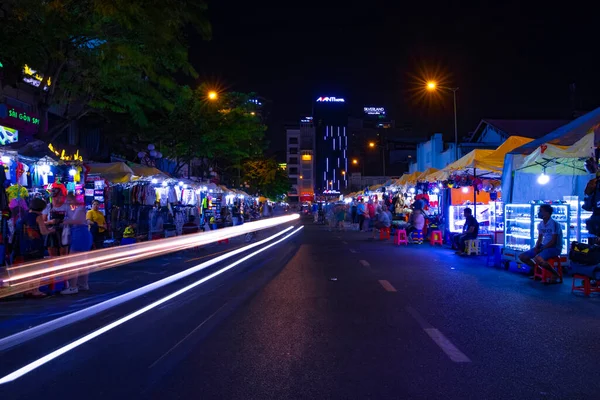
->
[0,225,297,351]
[0,214,299,297]
[0,225,304,385]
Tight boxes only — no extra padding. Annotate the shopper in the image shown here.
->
[43,186,70,257]
[61,194,92,295]
[357,200,367,232]
[17,198,54,297]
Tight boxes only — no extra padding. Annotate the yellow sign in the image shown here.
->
[23,64,52,88]
[48,143,83,162]
[301,154,312,161]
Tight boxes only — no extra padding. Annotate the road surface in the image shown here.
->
[1,219,599,399]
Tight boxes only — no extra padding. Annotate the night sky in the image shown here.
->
[189,1,600,153]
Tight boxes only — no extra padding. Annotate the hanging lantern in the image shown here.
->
[138,151,146,159]
[147,144,155,151]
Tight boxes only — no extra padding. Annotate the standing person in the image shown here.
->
[518,204,563,280]
[231,203,240,226]
[61,194,92,295]
[336,203,346,231]
[86,200,107,250]
[17,198,54,297]
[453,208,479,255]
[312,202,319,223]
[357,200,367,232]
[350,201,358,225]
[43,187,70,257]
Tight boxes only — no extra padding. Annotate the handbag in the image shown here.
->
[62,225,71,246]
[569,241,600,266]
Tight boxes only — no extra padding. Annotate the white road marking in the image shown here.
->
[349,249,357,253]
[406,306,471,363]
[342,241,348,245]
[378,280,397,292]
[161,263,170,266]
[359,260,370,267]
[0,226,305,385]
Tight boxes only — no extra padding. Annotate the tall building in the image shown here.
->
[286,115,315,203]
[314,96,348,193]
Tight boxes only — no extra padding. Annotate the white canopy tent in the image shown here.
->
[502,107,600,203]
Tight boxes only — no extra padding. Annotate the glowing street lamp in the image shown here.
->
[424,80,459,160]
[352,159,358,165]
[208,91,218,100]
[427,81,437,90]
[369,142,376,148]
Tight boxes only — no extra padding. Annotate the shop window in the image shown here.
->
[289,157,298,164]
[289,147,298,154]
[289,137,298,144]
[289,178,297,185]
[289,167,298,175]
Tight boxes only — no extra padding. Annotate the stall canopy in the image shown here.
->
[427,149,495,181]
[416,168,439,182]
[476,136,534,172]
[502,106,600,202]
[129,164,170,180]
[86,162,134,184]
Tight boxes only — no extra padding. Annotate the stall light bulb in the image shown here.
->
[68,168,77,177]
[434,187,440,194]
[438,183,443,188]
[202,186,207,191]
[151,178,158,184]
[178,181,184,187]
[41,165,51,173]
[162,181,168,187]
[409,188,416,194]
[1,156,10,164]
[183,184,188,189]
[462,187,469,193]
[537,173,550,185]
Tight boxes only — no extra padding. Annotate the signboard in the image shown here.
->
[300,116,313,123]
[23,65,51,90]
[316,97,345,103]
[48,143,83,161]
[364,107,385,115]
[0,104,45,135]
[0,125,18,146]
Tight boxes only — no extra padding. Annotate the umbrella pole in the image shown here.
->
[473,168,477,218]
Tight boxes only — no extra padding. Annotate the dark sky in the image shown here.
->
[189,1,600,152]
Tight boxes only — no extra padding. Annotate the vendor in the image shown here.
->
[86,200,107,249]
[43,184,70,257]
[453,207,479,255]
[518,204,563,281]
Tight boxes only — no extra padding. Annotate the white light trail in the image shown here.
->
[0,226,304,384]
[1,214,299,297]
[0,225,297,352]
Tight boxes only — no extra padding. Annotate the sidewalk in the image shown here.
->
[0,238,247,339]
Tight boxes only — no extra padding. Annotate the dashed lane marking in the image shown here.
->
[349,249,357,253]
[406,306,471,363]
[342,241,348,245]
[378,280,397,292]
[359,260,370,267]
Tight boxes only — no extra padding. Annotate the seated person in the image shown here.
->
[182,215,199,235]
[453,207,479,254]
[372,206,391,237]
[407,209,425,244]
[121,222,137,246]
[518,204,563,279]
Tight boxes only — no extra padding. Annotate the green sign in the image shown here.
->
[8,108,40,125]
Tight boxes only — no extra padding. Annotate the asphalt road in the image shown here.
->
[1,218,600,400]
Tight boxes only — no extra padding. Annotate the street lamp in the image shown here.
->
[426,81,459,161]
[367,140,386,177]
[352,159,358,165]
[369,142,375,148]
[208,90,218,100]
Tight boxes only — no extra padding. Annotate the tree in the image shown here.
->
[243,158,291,200]
[0,0,210,142]
[142,85,266,177]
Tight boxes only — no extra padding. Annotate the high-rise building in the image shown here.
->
[314,96,348,193]
[286,115,315,203]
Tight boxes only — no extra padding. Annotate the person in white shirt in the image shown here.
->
[372,205,391,238]
[518,204,563,279]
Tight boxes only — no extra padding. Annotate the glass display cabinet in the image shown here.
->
[448,204,490,234]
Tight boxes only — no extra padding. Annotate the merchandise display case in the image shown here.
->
[564,196,594,243]
[489,201,504,232]
[503,202,571,266]
[448,204,490,234]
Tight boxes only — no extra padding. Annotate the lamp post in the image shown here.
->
[426,82,460,161]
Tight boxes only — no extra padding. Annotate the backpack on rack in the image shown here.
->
[569,242,600,266]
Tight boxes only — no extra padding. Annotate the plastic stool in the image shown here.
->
[571,274,600,296]
[533,257,562,283]
[464,239,481,255]
[430,230,443,246]
[395,229,408,246]
[380,227,391,240]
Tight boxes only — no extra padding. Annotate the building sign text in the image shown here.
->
[316,97,345,103]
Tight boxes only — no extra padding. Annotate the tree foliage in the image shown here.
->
[243,158,291,200]
[0,0,210,141]
[143,85,266,177]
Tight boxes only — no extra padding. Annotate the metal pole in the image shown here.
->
[453,88,459,161]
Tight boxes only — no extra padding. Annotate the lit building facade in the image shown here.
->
[286,115,316,203]
[314,97,348,193]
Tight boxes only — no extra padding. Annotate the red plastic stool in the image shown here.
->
[572,274,600,296]
[395,229,408,245]
[533,257,562,283]
[430,230,443,246]
[380,227,391,240]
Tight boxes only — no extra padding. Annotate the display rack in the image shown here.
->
[448,204,490,234]
[564,196,594,243]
